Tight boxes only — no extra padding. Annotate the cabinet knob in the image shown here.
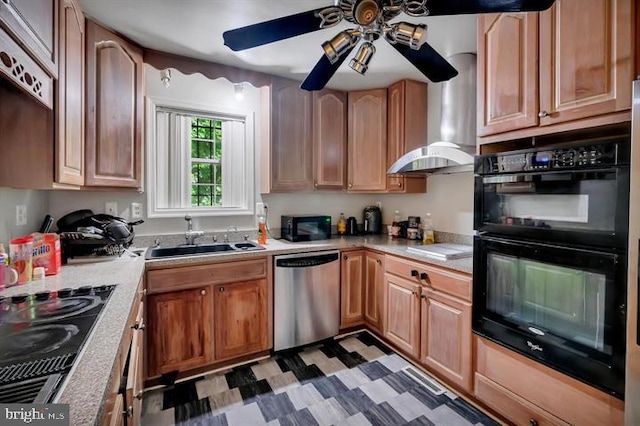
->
[397,182,402,187]
[201,289,206,295]
[420,272,428,281]
[219,287,225,292]
[410,269,419,277]
[343,255,348,260]
[530,420,538,426]
[420,294,426,299]
[314,182,318,188]
[135,391,143,400]
[538,111,549,118]
[377,259,381,264]
[348,182,353,188]
[126,406,133,417]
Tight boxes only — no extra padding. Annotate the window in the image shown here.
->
[146,97,255,218]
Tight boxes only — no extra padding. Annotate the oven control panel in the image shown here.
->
[482,142,619,173]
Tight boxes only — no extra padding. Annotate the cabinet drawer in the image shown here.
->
[475,373,567,426]
[475,337,624,425]
[385,255,471,301]
[147,258,268,294]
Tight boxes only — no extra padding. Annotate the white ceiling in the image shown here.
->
[78,0,478,90]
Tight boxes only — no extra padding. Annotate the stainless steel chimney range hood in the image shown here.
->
[388,52,477,175]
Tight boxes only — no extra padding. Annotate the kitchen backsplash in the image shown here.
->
[0,188,50,245]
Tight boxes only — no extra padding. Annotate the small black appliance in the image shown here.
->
[363,206,382,234]
[280,215,332,242]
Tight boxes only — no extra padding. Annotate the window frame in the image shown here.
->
[146,96,255,218]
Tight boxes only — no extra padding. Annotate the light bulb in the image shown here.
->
[234,83,244,101]
[160,69,171,88]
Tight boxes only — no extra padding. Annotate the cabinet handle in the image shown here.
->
[410,269,419,277]
[126,406,133,418]
[377,259,381,264]
[314,182,318,188]
[397,182,402,187]
[529,420,538,426]
[343,255,348,260]
[201,289,206,295]
[538,111,549,118]
[420,294,426,299]
[139,288,147,296]
[135,391,143,400]
[219,287,225,292]
[420,272,428,281]
[348,182,353,188]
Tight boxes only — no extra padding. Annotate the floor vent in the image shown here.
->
[402,366,446,395]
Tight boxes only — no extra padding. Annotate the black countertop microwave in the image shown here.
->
[281,215,331,242]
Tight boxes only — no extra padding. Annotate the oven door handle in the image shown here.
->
[482,175,532,184]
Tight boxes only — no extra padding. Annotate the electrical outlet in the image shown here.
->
[16,204,27,226]
[105,202,118,216]
[376,201,382,209]
[256,202,266,216]
[131,203,143,219]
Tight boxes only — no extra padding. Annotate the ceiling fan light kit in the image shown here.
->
[222,0,556,91]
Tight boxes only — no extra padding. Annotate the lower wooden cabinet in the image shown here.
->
[384,272,421,358]
[214,279,269,361]
[125,300,145,425]
[340,250,365,327]
[147,287,213,377]
[383,254,473,393]
[420,288,472,393]
[475,336,624,425]
[363,251,385,333]
[145,257,271,380]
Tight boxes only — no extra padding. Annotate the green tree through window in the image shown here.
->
[190,118,222,206]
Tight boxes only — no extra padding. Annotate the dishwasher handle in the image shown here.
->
[276,252,339,268]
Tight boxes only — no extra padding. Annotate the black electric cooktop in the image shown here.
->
[0,285,114,403]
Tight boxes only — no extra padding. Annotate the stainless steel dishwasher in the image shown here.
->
[274,250,340,351]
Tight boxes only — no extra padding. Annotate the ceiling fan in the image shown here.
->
[223,0,555,91]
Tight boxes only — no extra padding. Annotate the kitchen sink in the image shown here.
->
[146,241,265,259]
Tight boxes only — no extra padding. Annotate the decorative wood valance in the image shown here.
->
[143,48,274,88]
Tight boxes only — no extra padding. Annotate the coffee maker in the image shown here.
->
[363,206,382,234]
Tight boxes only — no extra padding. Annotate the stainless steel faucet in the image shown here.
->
[223,226,238,243]
[184,214,204,245]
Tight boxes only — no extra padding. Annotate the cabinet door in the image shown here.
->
[364,251,385,333]
[147,288,212,377]
[477,13,539,136]
[214,279,268,361]
[341,251,364,327]
[386,80,427,193]
[85,20,143,188]
[348,89,387,191]
[539,0,632,125]
[313,88,347,190]
[56,0,84,185]
[384,274,420,358]
[0,0,58,77]
[420,289,472,393]
[125,301,144,425]
[270,77,313,192]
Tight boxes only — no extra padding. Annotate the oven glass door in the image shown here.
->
[474,168,629,248]
[473,235,626,397]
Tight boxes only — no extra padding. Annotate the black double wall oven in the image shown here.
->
[473,136,630,398]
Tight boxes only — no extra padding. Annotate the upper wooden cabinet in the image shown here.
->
[386,80,427,193]
[85,19,143,188]
[348,89,387,192]
[55,0,84,186]
[477,12,539,136]
[0,0,58,77]
[270,77,313,192]
[478,0,634,141]
[313,88,347,190]
[0,0,57,108]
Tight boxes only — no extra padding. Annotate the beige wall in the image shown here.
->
[0,189,50,246]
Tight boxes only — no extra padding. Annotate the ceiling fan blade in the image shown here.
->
[300,46,356,91]
[223,7,336,51]
[390,42,458,83]
[425,0,555,15]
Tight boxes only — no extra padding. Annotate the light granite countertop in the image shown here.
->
[0,252,146,426]
[146,234,474,274]
[0,234,472,425]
